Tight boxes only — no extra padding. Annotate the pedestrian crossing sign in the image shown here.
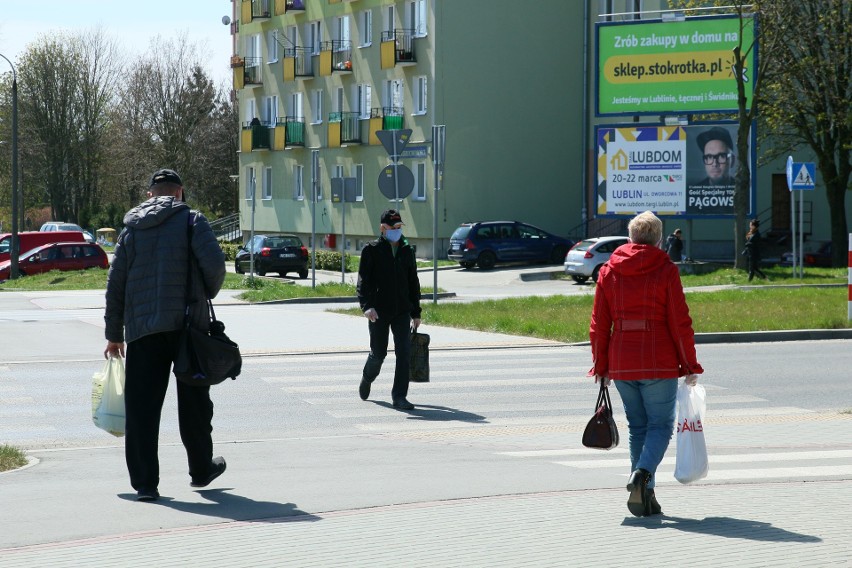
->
[790,162,816,191]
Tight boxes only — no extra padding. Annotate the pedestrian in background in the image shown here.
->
[744,218,767,281]
[357,209,422,410]
[104,169,227,502]
[589,211,703,517]
[665,228,684,262]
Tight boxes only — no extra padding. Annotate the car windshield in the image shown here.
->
[451,226,471,240]
[573,240,598,251]
[265,237,301,248]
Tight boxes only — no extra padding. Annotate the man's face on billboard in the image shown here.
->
[702,139,734,183]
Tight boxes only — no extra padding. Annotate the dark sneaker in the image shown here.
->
[359,377,371,401]
[190,456,227,488]
[392,398,414,410]
[136,488,159,502]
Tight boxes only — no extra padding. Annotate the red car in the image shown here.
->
[0,242,109,281]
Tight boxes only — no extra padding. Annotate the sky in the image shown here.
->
[0,0,235,87]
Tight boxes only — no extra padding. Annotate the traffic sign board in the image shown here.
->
[376,129,412,159]
[791,162,816,190]
[377,163,414,200]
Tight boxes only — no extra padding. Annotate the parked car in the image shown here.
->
[0,242,109,281]
[235,234,309,278]
[447,221,574,270]
[780,240,832,267]
[0,231,88,263]
[40,222,95,243]
[563,236,630,283]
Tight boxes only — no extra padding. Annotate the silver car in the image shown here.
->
[563,236,629,283]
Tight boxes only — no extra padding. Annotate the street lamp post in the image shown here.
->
[0,53,19,279]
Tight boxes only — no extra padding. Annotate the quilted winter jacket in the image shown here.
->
[357,236,422,321]
[589,243,703,380]
[104,197,225,344]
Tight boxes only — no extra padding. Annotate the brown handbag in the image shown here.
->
[582,384,619,450]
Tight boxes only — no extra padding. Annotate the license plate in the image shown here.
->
[452,244,461,251]
[279,253,295,258]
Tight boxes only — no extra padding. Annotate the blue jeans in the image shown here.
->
[614,378,678,489]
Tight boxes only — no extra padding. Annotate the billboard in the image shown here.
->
[596,15,756,116]
[595,122,754,218]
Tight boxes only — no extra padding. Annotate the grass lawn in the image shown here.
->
[0,444,27,473]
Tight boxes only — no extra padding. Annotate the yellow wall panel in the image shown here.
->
[328,122,341,148]
[319,51,332,77]
[380,41,395,70]
[283,57,295,82]
[240,129,252,152]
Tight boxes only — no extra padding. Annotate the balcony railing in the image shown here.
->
[320,40,353,74]
[251,0,271,18]
[284,47,313,79]
[329,111,362,145]
[372,107,404,130]
[243,56,263,85]
[242,121,271,150]
[281,116,305,147]
[380,29,416,68]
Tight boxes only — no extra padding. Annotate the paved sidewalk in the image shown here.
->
[1,479,848,567]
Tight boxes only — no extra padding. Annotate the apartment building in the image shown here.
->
[231,0,586,256]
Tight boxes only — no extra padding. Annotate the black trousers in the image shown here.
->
[363,312,411,400]
[124,330,214,491]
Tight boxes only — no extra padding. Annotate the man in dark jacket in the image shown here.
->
[104,169,227,502]
[665,228,683,262]
[357,209,422,410]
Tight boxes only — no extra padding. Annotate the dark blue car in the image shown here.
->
[447,221,574,270]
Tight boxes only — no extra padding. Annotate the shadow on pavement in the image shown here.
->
[623,515,822,543]
[370,401,488,423]
[119,489,320,523]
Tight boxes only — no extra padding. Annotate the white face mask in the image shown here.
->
[384,229,403,242]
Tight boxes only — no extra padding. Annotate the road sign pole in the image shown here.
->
[341,202,346,284]
[311,149,318,289]
[392,134,400,207]
[431,125,445,305]
[799,187,804,279]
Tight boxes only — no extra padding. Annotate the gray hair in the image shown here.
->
[628,211,663,246]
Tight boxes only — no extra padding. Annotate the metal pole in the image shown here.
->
[249,173,256,277]
[790,189,796,277]
[798,187,804,278]
[311,149,318,289]
[432,125,445,305]
[1,54,19,280]
[341,200,346,284]
[393,133,400,208]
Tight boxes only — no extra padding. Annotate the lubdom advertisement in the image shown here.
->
[596,15,756,116]
[595,123,754,218]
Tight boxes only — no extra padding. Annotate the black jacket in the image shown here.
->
[105,197,225,344]
[357,236,421,321]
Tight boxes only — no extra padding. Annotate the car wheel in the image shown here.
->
[550,245,568,264]
[477,251,496,270]
[279,271,288,278]
[257,268,266,277]
[299,269,309,279]
[571,275,589,284]
[460,262,475,269]
[592,264,603,282]
[235,261,244,274]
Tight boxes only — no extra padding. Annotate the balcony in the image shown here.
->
[241,121,271,152]
[328,112,362,148]
[368,107,404,145]
[319,40,353,76]
[241,0,271,24]
[283,47,314,81]
[274,116,305,149]
[274,0,305,15]
[232,57,263,90]
[380,29,417,69]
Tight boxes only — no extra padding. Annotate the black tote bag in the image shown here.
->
[582,384,619,450]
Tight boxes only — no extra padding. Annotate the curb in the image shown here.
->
[254,292,456,305]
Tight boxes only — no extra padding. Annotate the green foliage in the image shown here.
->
[0,444,28,473]
[220,242,240,261]
[310,250,353,271]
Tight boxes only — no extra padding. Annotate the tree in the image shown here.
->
[759,0,852,267]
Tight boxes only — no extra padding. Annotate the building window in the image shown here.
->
[247,34,262,64]
[358,10,372,47]
[308,21,322,55]
[383,79,403,111]
[294,165,304,200]
[262,167,273,200]
[355,83,372,119]
[333,87,344,114]
[263,95,278,125]
[311,89,323,124]
[408,0,427,37]
[383,4,396,34]
[413,162,426,201]
[267,30,279,63]
[246,166,256,200]
[289,92,304,120]
[334,15,351,45]
[413,76,427,115]
[245,99,257,123]
[355,164,364,201]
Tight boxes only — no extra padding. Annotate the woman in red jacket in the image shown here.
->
[590,211,703,517]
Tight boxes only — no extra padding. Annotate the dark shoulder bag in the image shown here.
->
[174,212,242,386]
[582,384,619,450]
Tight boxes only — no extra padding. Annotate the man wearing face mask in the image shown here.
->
[357,209,422,410]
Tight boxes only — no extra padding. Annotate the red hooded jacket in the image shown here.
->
[589,243,703,380]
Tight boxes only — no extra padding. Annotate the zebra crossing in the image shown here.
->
[254,346,852,483]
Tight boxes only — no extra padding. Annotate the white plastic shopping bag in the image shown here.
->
[674,382,708,483]
[92,356,126,437]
